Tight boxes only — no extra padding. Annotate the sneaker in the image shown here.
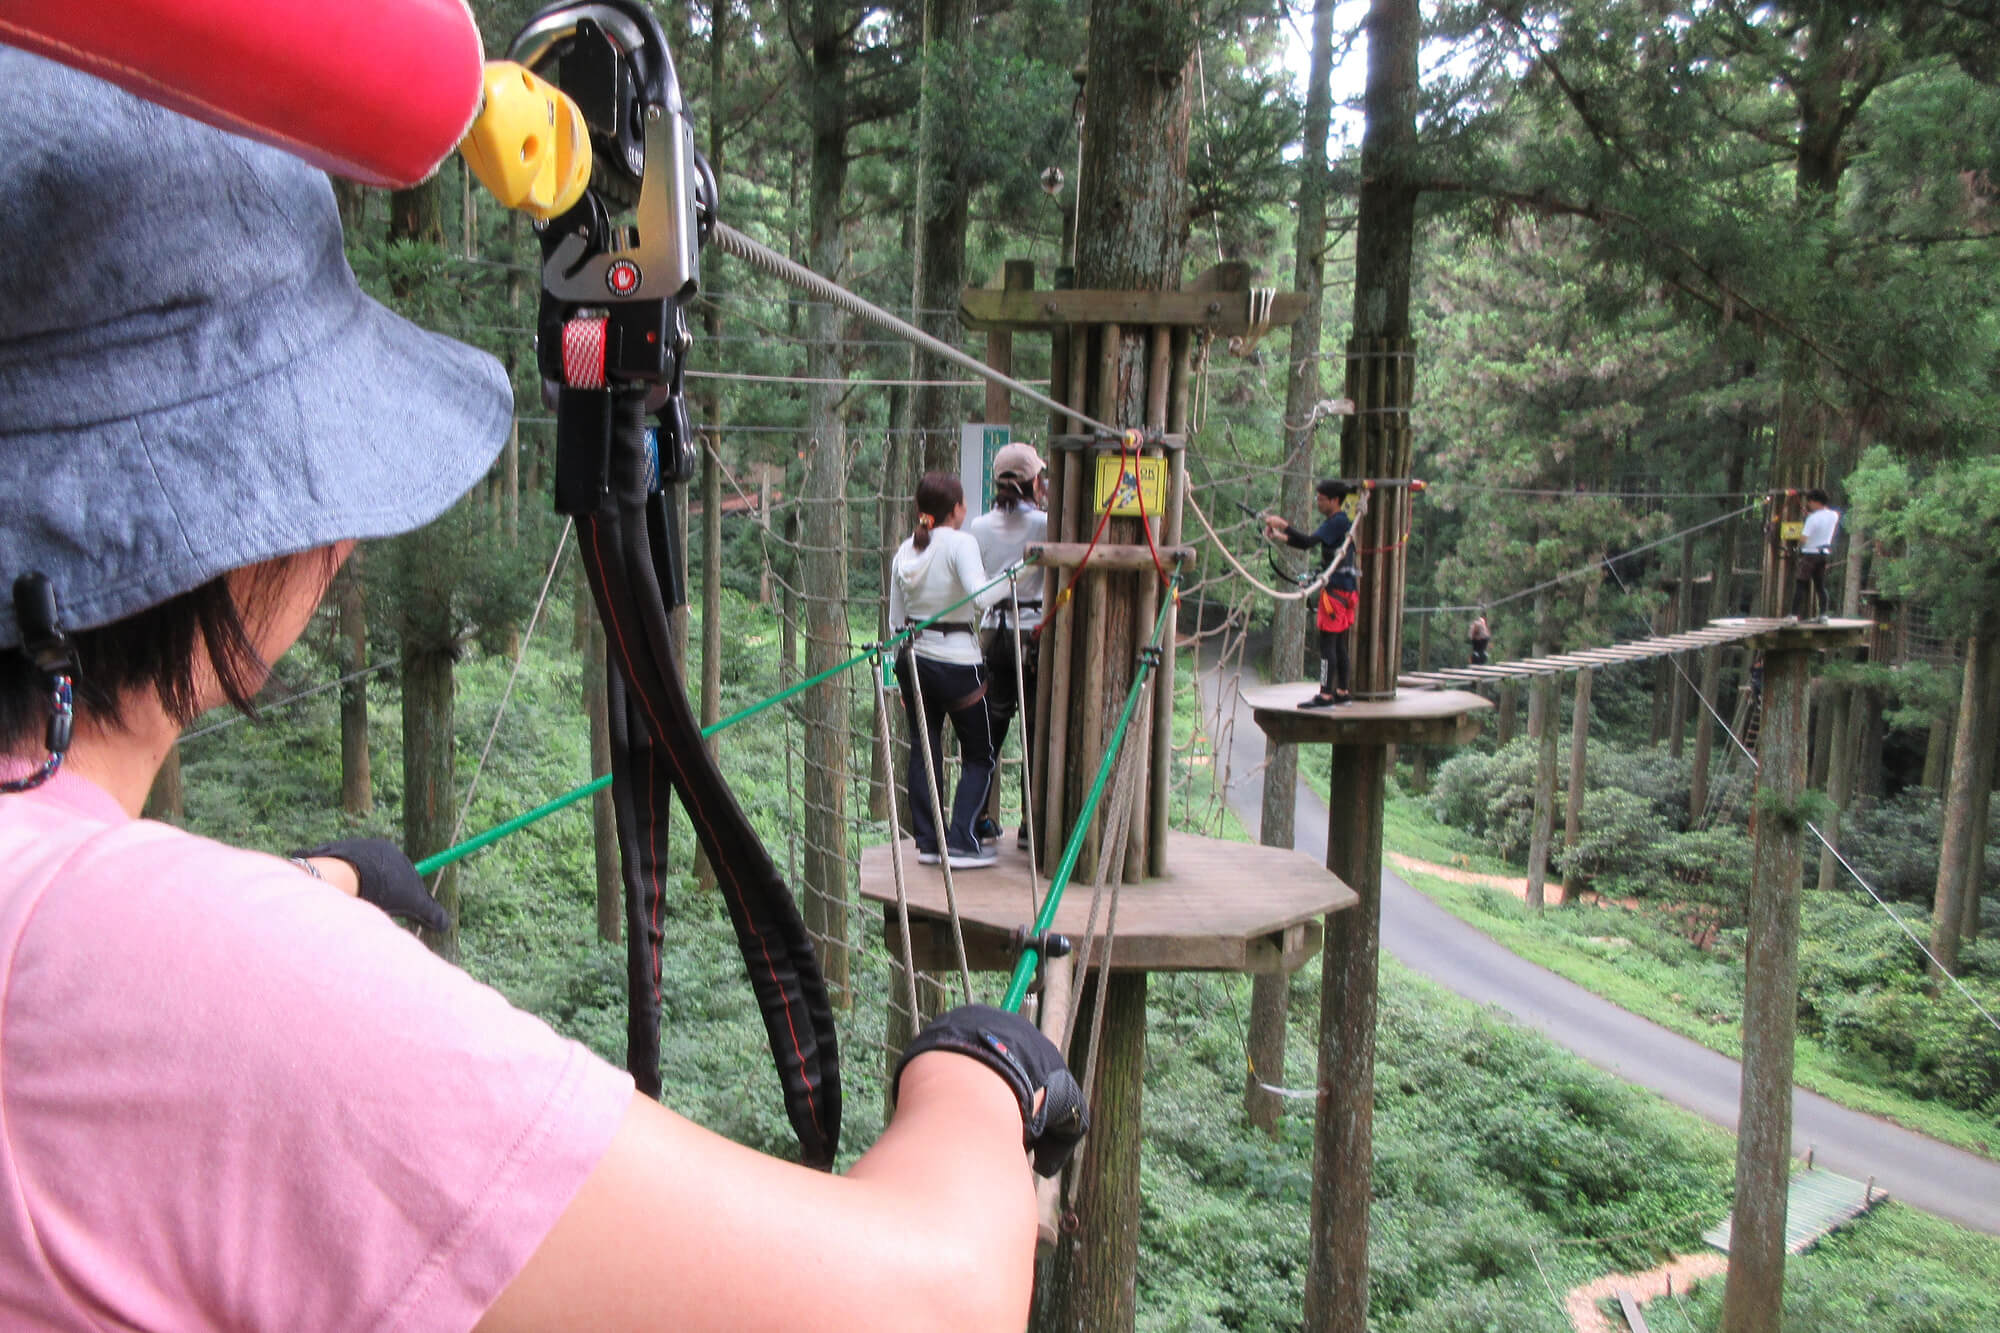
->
[916,847,940,865]
[941,844,998,869]
[974,815,1002,847]
[1016,826,1032,851]
[1299,692,1338,709]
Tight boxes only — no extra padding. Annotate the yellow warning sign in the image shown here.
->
[1780,520,1805,543]
[1094,455,1168,519]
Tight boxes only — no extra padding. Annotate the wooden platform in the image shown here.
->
[1240,684,1492,747]
[1704,1168,1886,1255]
[857,832,1356,974]
[1400,617,1873,691]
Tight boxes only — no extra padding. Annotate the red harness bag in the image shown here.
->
[1318,588,1358,634]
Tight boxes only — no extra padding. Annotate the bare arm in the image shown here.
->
[477,1051,1038,1333]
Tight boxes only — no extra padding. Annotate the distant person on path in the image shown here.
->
[1468,612,1492,665]
[0,56,1078,1332]
[966,442,1049,851]
[890,473,1012,868]
[1791,488,1841,621]
[1265,479,1360,708]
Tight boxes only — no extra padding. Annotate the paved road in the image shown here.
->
[1199,664,2000,1235]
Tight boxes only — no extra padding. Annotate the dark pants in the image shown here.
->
[1791,553,1830,618]
[1469,639,1490,665]
[983,626,1039,840]
[1318,627,1351,694]
[895,651,996,856]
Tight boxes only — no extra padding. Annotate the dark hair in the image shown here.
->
[0,550,337,754]
[1315,478,1355,502]
[993,477,1036,511]
[912,473,963,551]
[1804,488,1829,505]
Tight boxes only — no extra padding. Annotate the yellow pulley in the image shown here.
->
[459,61,591,220]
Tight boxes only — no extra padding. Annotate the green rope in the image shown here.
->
[413,563,1026,877]
[1001,578,1178,1014]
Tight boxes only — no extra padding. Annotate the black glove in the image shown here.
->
[893,1004,1088,1178]
[293,838,450,933]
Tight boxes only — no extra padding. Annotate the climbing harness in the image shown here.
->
[0,575,78,795]
[507,0,837,1168]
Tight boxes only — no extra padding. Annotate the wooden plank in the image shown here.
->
[1243,684,1493,747]
[1616,1290,1650,1332]
[1045,432,1189,452]
[962,287,1308,335]
[1027,541,1197,570]
[861,832,1357,975]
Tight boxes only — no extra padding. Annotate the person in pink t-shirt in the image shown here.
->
[0,52,1080,1333]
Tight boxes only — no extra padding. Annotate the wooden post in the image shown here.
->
[1246,738,1293,1134]
[1525,673,1560,909]
[1035,973,1146,1330]
[1561,668,1593,903]
[985,261,1031,425]
[1526,588,1552,739]
[1496,681,1517,744]
[1816,680,1859,895]
[1720,640,1812,1333]
[144,745,185,823]
[1931,623,1996,978]
[1669,534,1695,757]
[337,560,371,817]
[1304,744,1388,1332]
[1650,581,1677,746]
[1690,646,1722,820]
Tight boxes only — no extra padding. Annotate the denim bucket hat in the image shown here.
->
[0,48,513,650]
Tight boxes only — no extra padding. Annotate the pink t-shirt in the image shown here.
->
[0,769,634,1330]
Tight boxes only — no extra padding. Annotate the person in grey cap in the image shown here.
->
[0,50,1067,1332]
[965,441,1049,851]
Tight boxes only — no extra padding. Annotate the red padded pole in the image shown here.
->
[0,0,485,187]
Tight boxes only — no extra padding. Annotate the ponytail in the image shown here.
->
[912,472,962,551]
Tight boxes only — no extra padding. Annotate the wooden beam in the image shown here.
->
[1028,541,1197,570]
[962,286,1308,334]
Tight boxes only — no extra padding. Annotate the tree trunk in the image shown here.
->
[338,558,372,817]
[1524,674,1559,909]
[401,624,457,960]
[910,0,973,477]
[1262,0,1340,853]
[1721,643,1811,1333]
[1033,974,1146,1332]
[1933,623,1999,976]
[799,0,853,1004]
[1037,2,1198,1327]
[1305,0,1418,1322]
[1561,668,1592,902]
[583,582,620,943]
[692,0,729,895]
[1690,645,1721,820]
[143,745,184,822]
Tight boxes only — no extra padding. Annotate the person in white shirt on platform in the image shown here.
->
[1791,488,1841,621]
[965,442,1050,852]
[889,473,1011,868]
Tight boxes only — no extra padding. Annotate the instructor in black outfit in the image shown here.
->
[1265,479,1360,708]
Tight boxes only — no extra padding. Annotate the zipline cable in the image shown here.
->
[412,560,1030,877]
[437,520,572,880]
[709,222,1128,441]
[1601,564,2000,1038]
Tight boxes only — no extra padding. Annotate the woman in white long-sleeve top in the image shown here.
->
[889,474,1011,868]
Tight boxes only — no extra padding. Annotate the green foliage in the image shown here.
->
[1850,445,2000,637]
[1674,1202,2000,1331]
[1427,736,1541,859]
[1797,895,2000,1117]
